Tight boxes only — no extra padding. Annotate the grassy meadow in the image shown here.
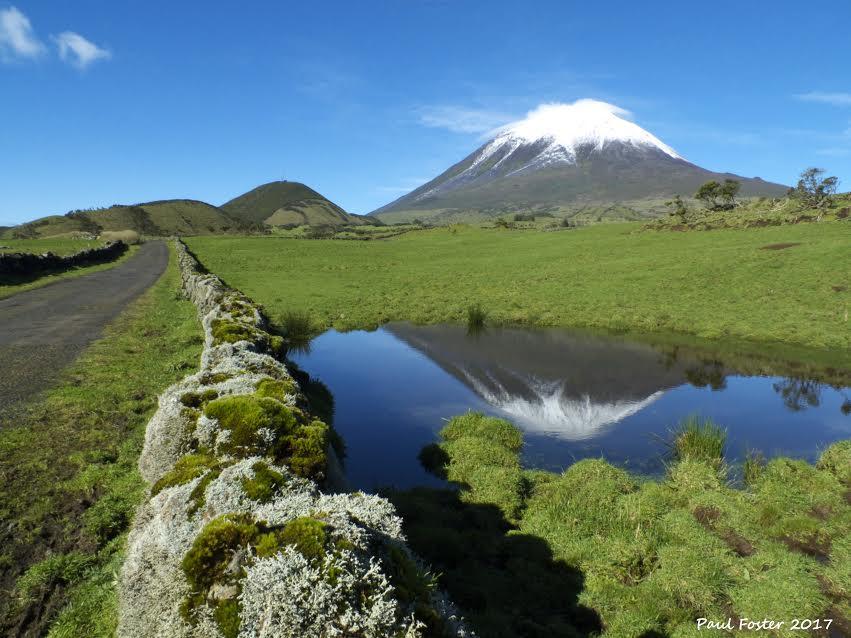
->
[391,413,851,638]
[185,220,851,362]
[0,243,201,637]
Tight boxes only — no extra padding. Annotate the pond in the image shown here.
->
[290,324,851,491]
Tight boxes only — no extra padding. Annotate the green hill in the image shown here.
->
[2,200,242,239]
[222,181,370,228]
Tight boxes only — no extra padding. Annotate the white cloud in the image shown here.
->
[0,6,45,61]
[795,92,851,107]
[53,31,110,68]
[418,106,516,135]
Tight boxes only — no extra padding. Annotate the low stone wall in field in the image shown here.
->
[0,241,127,280]
[120,240,470,638]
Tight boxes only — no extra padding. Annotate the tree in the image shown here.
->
[792,167,839,208]
[695,181,721,209]
[719,179,741,209]
[695,179,740,211]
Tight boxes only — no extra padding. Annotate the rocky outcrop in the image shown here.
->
[120,241,470,638]
[0,241,127,281]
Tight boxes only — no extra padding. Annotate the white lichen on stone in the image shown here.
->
[119,241,471,638]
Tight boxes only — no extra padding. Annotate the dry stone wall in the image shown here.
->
[0,241,127,280]
[120,241,470,638]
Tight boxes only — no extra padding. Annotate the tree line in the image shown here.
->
[667,167,840,221]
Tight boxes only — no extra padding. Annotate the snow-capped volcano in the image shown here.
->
[371,99,786,222]
[479,100,681,174]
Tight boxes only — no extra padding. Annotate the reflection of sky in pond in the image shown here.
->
[291,324,851,491]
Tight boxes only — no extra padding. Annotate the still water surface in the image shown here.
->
[291,324,851,490]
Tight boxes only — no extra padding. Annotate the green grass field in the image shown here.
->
[391,413,851,637]
[0,243,201,636]
[185,221,851,362]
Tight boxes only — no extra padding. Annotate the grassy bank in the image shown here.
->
[0,244,137,300]
[185,221,851,361]
[391,413,851,637]
[0,243,201,637]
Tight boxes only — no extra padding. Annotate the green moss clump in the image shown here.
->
[204,395,298,459]
[256,517,329,561]
[268,335,285,357]
[213,599,241,638]
[282,420,329,480]
[151,453,218,496]
[180,514,256,636]
[180,388,219,409]
[182,514,257,592]
[222,297,256,320]
[240,462,286,502]
[254,378,296,402]
[210,318,261,346]
[200,372,233,385]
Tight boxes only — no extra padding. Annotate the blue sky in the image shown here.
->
[1,1,850,225]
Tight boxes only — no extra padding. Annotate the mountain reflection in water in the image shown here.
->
[291,324,851,490]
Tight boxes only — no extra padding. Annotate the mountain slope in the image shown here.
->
[222,181,369,227]
[2,200,240,239]
[372,100,787,223]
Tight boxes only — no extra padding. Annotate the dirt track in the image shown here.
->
[0,241,168,412]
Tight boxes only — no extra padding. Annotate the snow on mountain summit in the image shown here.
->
[465,99,681,178]
[499,100,679,158]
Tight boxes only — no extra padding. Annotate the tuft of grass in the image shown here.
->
[15,553,94,604]
[466,303,487,332]
[670,415,727,469]
[743,448,766,487]
[275,309,314,352]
